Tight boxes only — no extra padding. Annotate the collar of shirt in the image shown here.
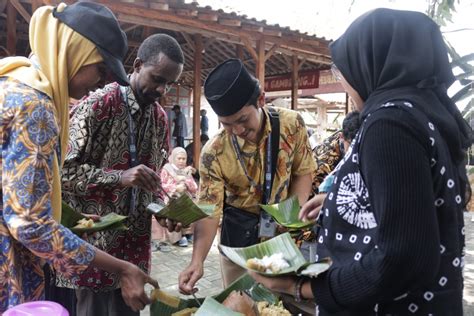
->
[125,85,140,115]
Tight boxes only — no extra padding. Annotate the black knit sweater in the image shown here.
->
[312,103,465,315]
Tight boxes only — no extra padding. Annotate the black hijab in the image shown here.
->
[330,8,472,166]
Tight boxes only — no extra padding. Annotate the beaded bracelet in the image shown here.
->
[294,277,306,302]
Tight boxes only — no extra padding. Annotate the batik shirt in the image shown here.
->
[0,77,95,312]
[311,132,342,193]
[58,83,169,291]
[199,107,316,218]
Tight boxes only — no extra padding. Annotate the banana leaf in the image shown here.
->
[61,201,128,234]
[150,273,277,316]
[219,232,307,276]
[299,258,332,278]
[147,195,214,226]
[213,273,278,305]
[260,196,315,230]
[194,297,243,316]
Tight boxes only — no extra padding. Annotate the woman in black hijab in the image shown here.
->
[249,8,471,315]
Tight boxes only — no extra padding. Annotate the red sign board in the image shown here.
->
[264,70,319,92]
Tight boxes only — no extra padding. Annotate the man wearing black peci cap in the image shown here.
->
[57,34,184,316]
[178,59,316,293]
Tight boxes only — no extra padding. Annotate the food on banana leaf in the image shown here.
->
[74,218,94,229]
[246,253,290,274]
[171,307,198,316]
[151,289,181,308]
[222,291,257,316]
[257,301,291,316]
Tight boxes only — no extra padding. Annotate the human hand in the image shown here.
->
[155,216,183,232]
[184,166,196,175]
[79,214,101,239]
[178,261,204,295]
[120,164,160,192]
[247,270,296,295]
[222,291,257,316]
[299,193,327,222]
[175,183,187,193]
[119,262,159,312]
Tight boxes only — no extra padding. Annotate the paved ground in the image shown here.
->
[143,212,474,315]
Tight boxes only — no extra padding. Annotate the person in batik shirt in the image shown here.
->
[0,2,157,314]
[178,59,316,296]
[59,34,184,316]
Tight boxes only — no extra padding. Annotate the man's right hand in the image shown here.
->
[120,164,160,192]
[299,193,327,222]
[119,262,159,312]
[178,261,203,295]
[155,216,183,233]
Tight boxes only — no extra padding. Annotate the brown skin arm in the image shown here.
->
[178,216,220,294]
[91,249,159,312]
[289,173,313,205]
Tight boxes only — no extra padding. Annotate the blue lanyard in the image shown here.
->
[120,86,139,214]
[230,112,272,204]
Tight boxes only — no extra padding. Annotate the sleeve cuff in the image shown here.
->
[311,270,345,313]
[102,169,123,185]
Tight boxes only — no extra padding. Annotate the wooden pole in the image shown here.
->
[256,39,265,86]
[6,1,17,56]
[192,34,203,168]
[345,93,349,114]
[236,44,244,60]
[291,55,299,110]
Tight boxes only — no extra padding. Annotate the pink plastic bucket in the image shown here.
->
[3,301,69,316]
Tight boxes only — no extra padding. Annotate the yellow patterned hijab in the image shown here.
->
[0,3,102,221]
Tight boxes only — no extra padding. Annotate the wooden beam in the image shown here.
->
[124,24,140,33]
[192,34,203,168]
[202,38,214,54]
[236,44,244,60]
[10,0,30,22]
[256,39,265,84]
[142,26,153,39]
[264,44,279,61]
[181,32,195,50]
[298,58,307,69]
[99,2,330,57]
[241,23,263,33]
[176,8,198,17]
[263,28,282,37]
[0,45,10,57]
[197,12,218,22]
[241,37,257,62]
[219,18,241,27]
[291,55,299,110]
[6,1,17,56]
[115,12,241,46]
[149,2,169,10]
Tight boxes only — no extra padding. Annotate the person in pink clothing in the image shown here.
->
[152,147,198,249]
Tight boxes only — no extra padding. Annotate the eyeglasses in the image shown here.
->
[331,63,343,82]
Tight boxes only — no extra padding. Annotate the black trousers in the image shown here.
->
[175,136,185,147]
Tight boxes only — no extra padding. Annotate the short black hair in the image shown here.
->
[342,111,361,141]
[246,84,261,108]
[200,134,209,142]
[137,34,184,65]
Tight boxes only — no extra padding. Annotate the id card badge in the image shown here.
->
[258,211,277,238]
